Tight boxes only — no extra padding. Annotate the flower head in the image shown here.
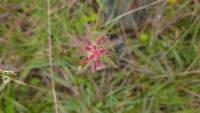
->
[80,35,109,72]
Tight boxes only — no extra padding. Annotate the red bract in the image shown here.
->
[80,35,108,72]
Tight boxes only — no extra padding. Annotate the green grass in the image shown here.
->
[0,0,200,113]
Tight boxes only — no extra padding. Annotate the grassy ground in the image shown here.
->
[0,0,200,113]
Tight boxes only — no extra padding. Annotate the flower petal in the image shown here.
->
[92,44,97,49]
[96,59,102,67]
[83,45,91,51]
[97,35,103,45]
[99,48,106,54]
[92,49,100,56]
[89,55,95,60]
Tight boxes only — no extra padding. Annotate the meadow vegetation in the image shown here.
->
[0,0,200,113]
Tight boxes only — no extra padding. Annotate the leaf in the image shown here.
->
[4,98,14,113]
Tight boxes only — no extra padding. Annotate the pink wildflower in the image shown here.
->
[80,35,109,72]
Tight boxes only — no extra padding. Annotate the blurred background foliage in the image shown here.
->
[0,0,200,113]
